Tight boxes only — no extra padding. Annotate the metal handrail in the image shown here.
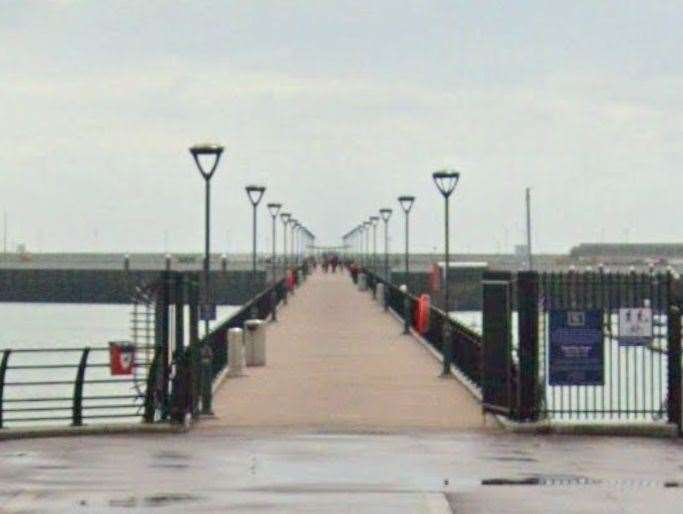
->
[0,346,152,429]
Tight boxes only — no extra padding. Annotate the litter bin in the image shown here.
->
[244,319,267,366]
[228,328,244,376]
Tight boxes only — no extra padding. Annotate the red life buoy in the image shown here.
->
[416,294,431,334]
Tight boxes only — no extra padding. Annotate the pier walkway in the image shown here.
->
[204,269,487,432]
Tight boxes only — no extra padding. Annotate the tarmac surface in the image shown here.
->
[206,270,484,432]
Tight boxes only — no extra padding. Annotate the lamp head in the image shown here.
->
[370,216,379,226]
[189,143,224,180]
[245,185,266,206]
[280,211,291,224]
[379,208,392,222]
[267,202,282,217]
[432,169,460,197]
[398,195,416,213]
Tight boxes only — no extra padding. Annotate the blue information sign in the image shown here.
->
[549,310,604,386]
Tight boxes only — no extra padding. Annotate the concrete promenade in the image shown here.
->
[204,269,486,432]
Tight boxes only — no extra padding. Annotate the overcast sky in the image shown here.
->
[2,1,681,254]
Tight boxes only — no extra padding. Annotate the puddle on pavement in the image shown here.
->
[482,475,683,488]
[109,493,201,508]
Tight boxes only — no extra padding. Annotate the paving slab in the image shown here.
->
[205,270,486,432]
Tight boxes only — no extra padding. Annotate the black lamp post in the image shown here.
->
[363,221,371,269]
[370,216,379,273]
[189,142,224,417]
[379,208,392,280]
[398,195,415,289]
[291,219,299,265]
[267,203,282,281]
[432,169,460,377]
[280,212,291,304]
[189,143,224,339]
[245,185,266,291]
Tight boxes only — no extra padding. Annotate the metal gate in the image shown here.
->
[537,270,681,423]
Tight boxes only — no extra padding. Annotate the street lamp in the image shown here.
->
[398,195,416,289]
[379,208,392,282]
[363,221,371,269]
[267,202,282,320]
[189,143,224,339]
[432,169,460,377]
[290,219,299,265]
[370,216,379,273]
[189,142,224,417]
[245,185,266,291]
[280,212,291,303]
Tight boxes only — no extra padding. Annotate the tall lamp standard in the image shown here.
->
[379,207,392,281]
[290,219,299,265]
[189,143,224,339]
[432,169,460,377]
[267,202,282,321]
[280,212,291,302]
[363,221,371,270]
[370,216,379,273]
[398,196,416,289]
[189,142,224,417]
[245,185,266,292]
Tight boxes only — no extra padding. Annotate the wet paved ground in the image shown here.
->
[2,271,682,512]
[1,429,682,513]
[208,270,483,431]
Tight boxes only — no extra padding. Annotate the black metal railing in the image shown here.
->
[364,269,483,390]
[170,269,300,422]
[536,269,679,422]
[0,346,154,428]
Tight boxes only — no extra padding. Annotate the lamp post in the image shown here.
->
[363,221,371,270]
[189,142,224,417]
[267,203,282,281]
[280,212,291,302]
[432,169,460,377]
[398,195,415,289]
[245,185,266,292]
[189,143,224,339]
[379,207,392,277]
[290,219,298,265]
[370,216,379,273]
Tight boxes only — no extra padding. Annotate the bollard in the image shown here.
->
[165,253,172,271]
[400,284,410,334]
[358,273,368,292]
[228,328,244,377]
[200,344,214,415]
[376,283,385,306]
[244,319,267,366]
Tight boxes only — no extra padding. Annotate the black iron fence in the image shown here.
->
[480,270,682,430]
[0,346,154,428]
[166,265,304,423]
[536,270,680,423]
[363,269,483,391]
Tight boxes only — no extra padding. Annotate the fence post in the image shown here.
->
[188,273,201,418]
[144,350,161,423]
[0,350,10,429]
[482,273,513,417]
[668,304,682,434]
[517,271,539,421]
[72,347,90,426]
[200,343,214,416]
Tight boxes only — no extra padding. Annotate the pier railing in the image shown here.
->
[0,346,154,428]
[362,269,483,391]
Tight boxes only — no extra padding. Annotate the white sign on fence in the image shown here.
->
[618,307,653,346]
